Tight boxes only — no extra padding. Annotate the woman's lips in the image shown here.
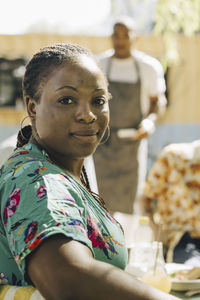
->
[71,131,98,143]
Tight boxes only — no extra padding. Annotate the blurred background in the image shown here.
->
[0,0,200,170]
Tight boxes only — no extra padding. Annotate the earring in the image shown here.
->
[20,115,32,140]
[100,126,110,145]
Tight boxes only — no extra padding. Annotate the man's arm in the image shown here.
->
[130,93,167,140]
[148,94,167,118]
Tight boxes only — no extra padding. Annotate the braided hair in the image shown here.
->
[81,166,108,212]
[81,166,123,232]
[17,125,32,147]
[22,43,97,102]
[17,43,112,215]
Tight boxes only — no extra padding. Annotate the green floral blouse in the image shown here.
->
[0,144,128,286]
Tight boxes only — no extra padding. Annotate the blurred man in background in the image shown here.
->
[94,16,167,244]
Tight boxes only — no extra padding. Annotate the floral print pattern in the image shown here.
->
[87,216,118,259]
[26,232,46,251]
[3,187,21,225]
[24,221,38,243]
[37,185,47,199]
[0,143,127,286]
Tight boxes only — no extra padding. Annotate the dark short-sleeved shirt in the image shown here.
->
[0,144,128,286]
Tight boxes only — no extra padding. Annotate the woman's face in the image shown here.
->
[31,54,110,160]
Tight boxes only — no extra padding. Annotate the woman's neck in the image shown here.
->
[49,152,83,178]
[29,136,84,182]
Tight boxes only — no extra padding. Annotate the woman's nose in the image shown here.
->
[75,104,97,123]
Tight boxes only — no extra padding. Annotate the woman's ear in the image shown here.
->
[25,96,37,119]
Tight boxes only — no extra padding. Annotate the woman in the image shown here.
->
[0,43,179,300]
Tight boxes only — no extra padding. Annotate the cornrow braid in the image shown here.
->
[81,166,109,212]
[23,43,96,101]
[17,125,32,147]
[81,166,124,232]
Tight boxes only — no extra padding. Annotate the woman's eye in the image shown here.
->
[59,97,75,104]
[93,97,106,106]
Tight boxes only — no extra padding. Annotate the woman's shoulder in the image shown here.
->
[0,144,57,187]
[3,143,43,161]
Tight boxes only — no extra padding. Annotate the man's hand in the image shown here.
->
[129,118,155,141]
[129,127,149,140]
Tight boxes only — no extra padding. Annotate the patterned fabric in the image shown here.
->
[0,285,44,300]
[0,143,127,286]
[143,141,200,260]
